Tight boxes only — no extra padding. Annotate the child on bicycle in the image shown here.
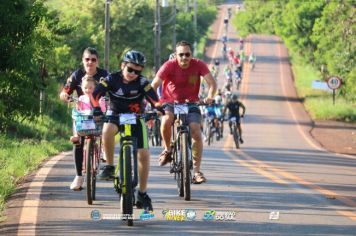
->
[71,75,106,143]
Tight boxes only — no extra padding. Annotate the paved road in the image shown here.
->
[2,1,356,235]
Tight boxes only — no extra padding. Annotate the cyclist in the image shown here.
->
[151,40,217,184]
[59,47,109,191]
[90,50,161,211]
[222,94,246,144]
[249,52,256,70]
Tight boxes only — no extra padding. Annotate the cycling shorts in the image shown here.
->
[163,103,202,124]
[105,116,149,149]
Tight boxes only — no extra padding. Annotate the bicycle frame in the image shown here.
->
[169,103,193,201]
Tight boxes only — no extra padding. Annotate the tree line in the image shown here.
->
[234,0,355,102]
[0,0,219,131]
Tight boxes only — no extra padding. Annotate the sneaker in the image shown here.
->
[192,172,207,184]
[70,176,83,190]
[136,191,153,211]
[158,150,172,166]
[98,165,115,180]
[239,138,244,144]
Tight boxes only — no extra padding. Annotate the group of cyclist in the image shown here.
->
[59,39,246,212]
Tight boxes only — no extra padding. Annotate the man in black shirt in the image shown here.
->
[59,47,108,191]
[222,94,246,143]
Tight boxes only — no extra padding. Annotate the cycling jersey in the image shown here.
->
[156,58,210,103]
[62,68,109,96]
[223,100,246,121]
[92,71,159,114]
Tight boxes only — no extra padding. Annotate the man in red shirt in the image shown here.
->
[151,41,217,184]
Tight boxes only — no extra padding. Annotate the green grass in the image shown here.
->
[290,51,356,122]
[0,115,72,220]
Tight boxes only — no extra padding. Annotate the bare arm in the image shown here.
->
[202,72,217,102]
[151,75,163,92]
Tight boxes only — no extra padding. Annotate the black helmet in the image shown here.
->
[123,50,146,67]
[232,94,238,101]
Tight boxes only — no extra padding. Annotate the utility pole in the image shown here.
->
[173,0,177,47]
[104,0,111,71]
[154,0,161,73]
[193,0,197,56]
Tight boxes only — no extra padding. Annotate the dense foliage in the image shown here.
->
[234,0,355,102]
[0,0,217,131]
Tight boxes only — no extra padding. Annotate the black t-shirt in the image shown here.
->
[63,67,109,96]
[92,71,159,114]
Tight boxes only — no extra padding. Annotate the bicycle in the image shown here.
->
[229,116,242,149]
[108,112,158,226]
[71,106,103,205]
[147,111,162,146]
[168,102,205,201]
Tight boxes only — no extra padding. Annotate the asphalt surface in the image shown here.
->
[1,1,356,235]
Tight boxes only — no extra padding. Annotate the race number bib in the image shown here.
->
[174,104,189,114]
[120,113,137,125]
[81,120,96,130]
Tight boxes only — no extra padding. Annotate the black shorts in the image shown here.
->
[106,117,149,149]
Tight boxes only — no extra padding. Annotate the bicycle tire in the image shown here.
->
[232,124,240,149]
[92,141,100,201]
[154,119,162,146]
[174,141,184,197]
[181,133,191,201]
[85,139,94,205]
[120,145,133,226]
[207,123,212,146]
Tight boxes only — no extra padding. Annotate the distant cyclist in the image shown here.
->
[249,52,256,70]
[222,94,246,144]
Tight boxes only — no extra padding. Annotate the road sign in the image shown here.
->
[327,76,341,90]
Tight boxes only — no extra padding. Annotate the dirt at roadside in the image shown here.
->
[310,120,356,156]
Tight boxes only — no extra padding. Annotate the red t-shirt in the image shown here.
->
[157,58,210,103]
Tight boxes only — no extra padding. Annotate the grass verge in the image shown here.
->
[0,115,72,220]
[290,51,356,122]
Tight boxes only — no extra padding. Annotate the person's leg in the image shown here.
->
[70,138,85,190]
[160,111,174,151]
[135,120,153,211]
[138,148,150,193]
[158,110,174,166]
[99,122,118,180]
[190,122,203,173]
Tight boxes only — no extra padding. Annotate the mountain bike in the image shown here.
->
[229,116,241,149]
[147,111,162,146]
[72,108,103,205]
[168,102,205,201]
[108,112,157,226]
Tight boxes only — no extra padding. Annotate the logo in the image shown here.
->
[115,88,124,96]
[215,211,236,221]
[90,209,101,221]
[185,209,197,221]
[162,209,187,221]
[203,210,216,221]
[139,210,155,220]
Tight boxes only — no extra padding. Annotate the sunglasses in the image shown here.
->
[84,57,97,63]
[126,66,142,75]
[178,52,191,58]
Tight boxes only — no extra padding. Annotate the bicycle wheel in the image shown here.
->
[173,141,184,197]
[207,122,212,146]
[180,133,191,201]
[92,141,101,201]
[120,145,133,226]
[84,138,94,205]
[232,124,240,149]
[153,119,161,146]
